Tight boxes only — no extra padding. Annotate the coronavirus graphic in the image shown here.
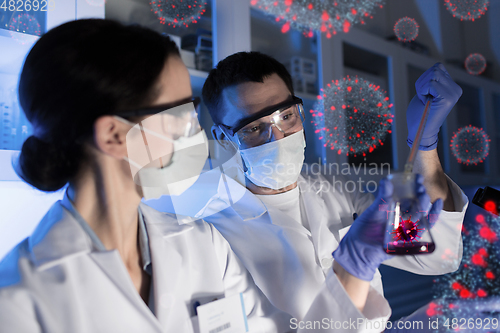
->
[465,53,487,75]
[391,216,424,243]
[310,76,394,156]
[8,13,41,36]
[444,0,489,21]
[150,0,207,28]
[393,17,419,42]
[250,0,384,38]
[432,213,500,329]
[450,125,490,165]
[7,13,41,44]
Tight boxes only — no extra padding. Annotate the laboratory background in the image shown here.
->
[1,0,499,321]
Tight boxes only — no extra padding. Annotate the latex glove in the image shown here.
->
[332,175,443,281]
[407,63,462,151]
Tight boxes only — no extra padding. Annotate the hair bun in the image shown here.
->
[16,136,81,192]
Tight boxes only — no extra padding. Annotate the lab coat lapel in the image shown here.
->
[298,176,339,272]
[140,203,194,332]
[30,201,164,332]
[29,202,91,268]
[89,251,164,332]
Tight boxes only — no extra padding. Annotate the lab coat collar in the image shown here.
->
[28,201,93,270]
[28,197,197,331]
[138,202,195,330]
[28,194,194,267]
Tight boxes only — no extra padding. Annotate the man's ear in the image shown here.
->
[212,124,234,151]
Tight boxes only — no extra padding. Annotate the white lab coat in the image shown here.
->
[159,161,467,331]
[0,196,295,333]
[295,171,467,276]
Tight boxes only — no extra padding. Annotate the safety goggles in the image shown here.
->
[118,97,202,139]
[116,97,204,176]
[219,96,305,148]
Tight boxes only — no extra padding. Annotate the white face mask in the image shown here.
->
[115,106,209,199]
[134,130,209,199]
[239,129,306,190]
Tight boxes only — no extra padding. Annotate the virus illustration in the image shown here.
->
[250,0,384,38]
[6,13,41,45]
[8,13,41,36]
[150,0,207,28]
[432,213,500,330]
[310,76,394,156]
[393,17,419,42]
[465,53,487,75]
[391,216,424,244]
[444,0,489,21]
[450,125,490,165]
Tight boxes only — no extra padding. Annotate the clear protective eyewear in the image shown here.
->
[118,96,202,140]
[220,96,305,148]
[117,97,204,179]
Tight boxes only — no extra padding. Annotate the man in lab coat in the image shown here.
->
[161,52,467,330]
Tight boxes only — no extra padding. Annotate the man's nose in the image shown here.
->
[269,124,285,142]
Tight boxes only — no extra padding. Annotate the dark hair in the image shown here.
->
[16,19,180,192]
[202,51,294,125]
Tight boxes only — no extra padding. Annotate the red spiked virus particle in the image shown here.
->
[444,0,489,21]
[150,0,207,28]
[471,252,487,267]
[479,225,497,243]
[8,13,41,36]
[465,53,487,75]
[477,289,488,297]
[459,288,472,298]
[426,302,443,317]
[310,76,393,156]
[391,216,424,243]
[484,200,498,215]
[7,13,41,45]
[251,0,384,38]
[450,125,490,165]
[394,17,419,42]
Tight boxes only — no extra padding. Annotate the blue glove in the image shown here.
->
[407,63,463,151]
[332,175,443,281]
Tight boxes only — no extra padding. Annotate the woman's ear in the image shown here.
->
[94,115,130,159]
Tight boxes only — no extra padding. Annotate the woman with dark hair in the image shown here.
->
[0,19,290,332]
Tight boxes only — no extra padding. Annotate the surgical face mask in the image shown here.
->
[134,130,209,198]
[115,101,209,199]
[238,129,306,190]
